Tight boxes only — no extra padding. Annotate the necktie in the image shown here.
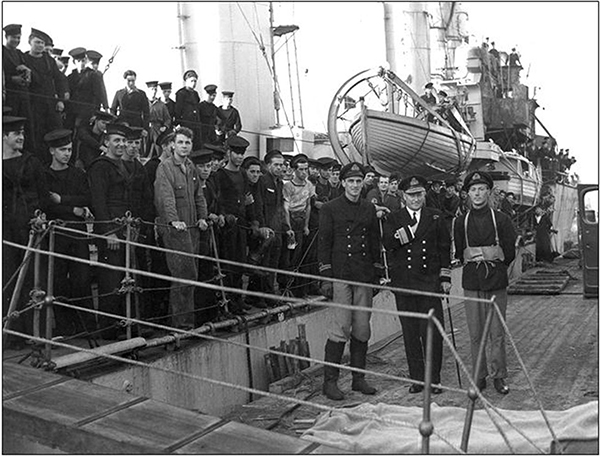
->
[410,211,418,226]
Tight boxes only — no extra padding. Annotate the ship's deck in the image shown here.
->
[223,258,598,438]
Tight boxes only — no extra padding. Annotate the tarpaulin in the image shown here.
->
[302,401,598,454]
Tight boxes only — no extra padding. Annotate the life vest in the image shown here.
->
[463,208,505,263]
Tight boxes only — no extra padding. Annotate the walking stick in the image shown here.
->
[377,218,391,285]
[444,294,462,388]
[208,224,231,317]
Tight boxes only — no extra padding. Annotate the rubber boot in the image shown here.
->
[350,337,377,395]
[323,339,346,401]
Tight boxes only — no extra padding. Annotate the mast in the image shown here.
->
[269,2,281,126]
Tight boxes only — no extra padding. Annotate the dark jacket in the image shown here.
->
[255,171,289,231]
[76,123,103,169]
[212,167,253,222]
[454,205,516,291]
[87,155,132,235]
[198,100,218,145]
[174,88,200,126]
[382,206,451,293]
[111,88,150,129]
[3,152,49,239]
[45,166,91,225]
[67,67,105,122]
[318,194,380,283]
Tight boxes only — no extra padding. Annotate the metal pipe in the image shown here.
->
[45,226,56,360]
[269,1,280,125]
[144,301,314,349]
[125,220,132,340]
[460,300,495,452]
[3,232,36,345]
[32,234,42,339]
[420,309,435,454]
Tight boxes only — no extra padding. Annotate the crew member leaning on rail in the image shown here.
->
[454,171,516,395]
[382,175,451,394]
[318,162,382,401]
[154,126,208,331]
[87,122,134,340]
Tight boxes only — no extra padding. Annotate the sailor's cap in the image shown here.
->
[340,162,365,181]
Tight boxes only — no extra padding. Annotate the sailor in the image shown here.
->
[426,180,444,210]
[328,161,343,199]
[2,24,33,149]
[360,166,377,198]
[23,27,67,163]
[159,81,176,122]
[205,143,227,172]
[319,162,381,400]
[66,47,106,130]
[3,115,49,340]
[43,128,94,335]
[190,147,221,324]
[382,175,451,394]
[453,171,516,395]
[198,83,219,146]
[86,50,109,110]
[154,127,208,330]
[146,80,171,157]
[174,70,202,150]
[283,153,316,297]
[87,122,133,340]
[307,158,320,184]
[216,90,242,143]
[211,135,254,313]
[306,157,336,293]
[110,70,150,133]
[421,82,437,105]
[75,109,116,169]
[254,149,290,304]
[242,155,272,309]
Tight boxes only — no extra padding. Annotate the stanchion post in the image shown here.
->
[124,214,133,340]
[44,224,56,359]
[460,298,495,452]
[3,231,36,345]
[32,229,43,339]
[419,309,435,454]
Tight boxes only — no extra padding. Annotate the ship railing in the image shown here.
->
[2,213,563,454]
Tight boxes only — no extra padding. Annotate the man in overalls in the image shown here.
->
[454,171,516,394]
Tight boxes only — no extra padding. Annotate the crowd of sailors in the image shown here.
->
[2,25,559,399]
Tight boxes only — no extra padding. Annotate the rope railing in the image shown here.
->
[2,328,467,454]
[2,239,493,322]
[51,223,493,305]
[49,298,551,454]
[2,220,559,453]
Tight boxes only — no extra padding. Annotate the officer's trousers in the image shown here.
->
[463,288,508,380]
[394,293,444,384]
[328,282,372,343]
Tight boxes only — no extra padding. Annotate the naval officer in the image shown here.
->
[454,171,516,394]
[318,162,381,401]
[382,175,451,394]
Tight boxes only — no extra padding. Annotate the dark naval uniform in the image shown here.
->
[318,162,380,400]
[87,127,133,340]
[453,171,516,394]
[44,137,93,334]
[174,87,202,149]
[66,67,106,128]
[382,175,451,391]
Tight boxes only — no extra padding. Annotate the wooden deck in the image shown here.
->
[2,362,346,454]
[224,258,598,437]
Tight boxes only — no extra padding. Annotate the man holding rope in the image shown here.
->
[318,162,381,401]
[454,171,516,395]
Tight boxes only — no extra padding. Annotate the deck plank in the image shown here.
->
[175,420,314,454]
